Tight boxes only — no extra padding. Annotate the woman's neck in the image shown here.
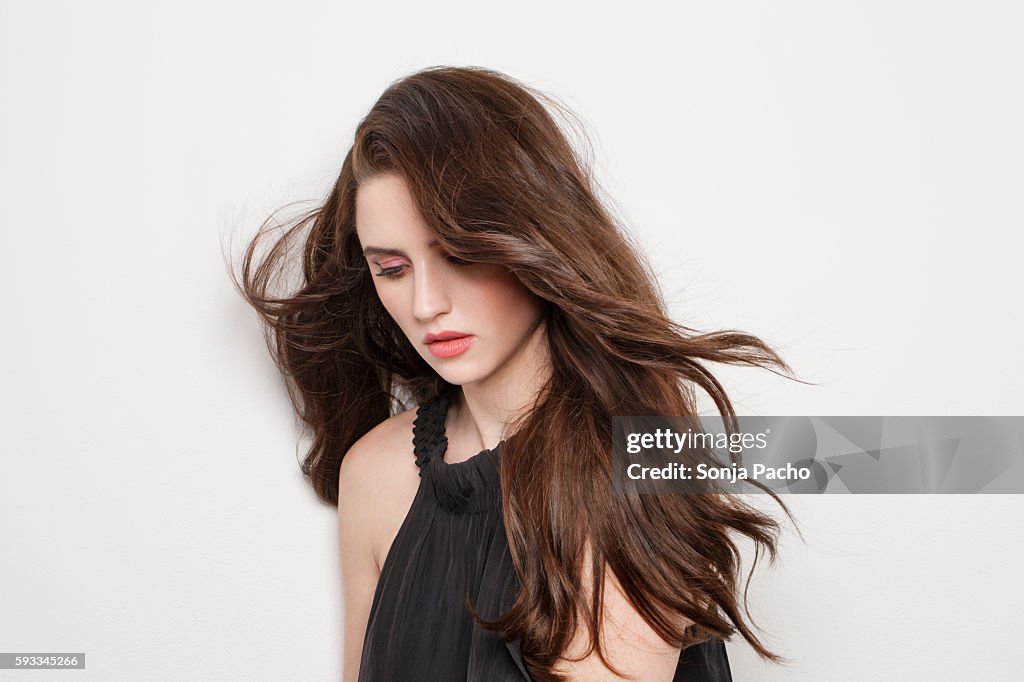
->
[448,318,551,457]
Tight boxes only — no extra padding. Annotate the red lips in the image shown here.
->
[424,331,474,359]
[424,330,470,344]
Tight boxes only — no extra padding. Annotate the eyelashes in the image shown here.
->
[374,255,470,279]
[375,266,404,279]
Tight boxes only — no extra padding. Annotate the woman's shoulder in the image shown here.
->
[337,404,424,571]
[339,405,421,486]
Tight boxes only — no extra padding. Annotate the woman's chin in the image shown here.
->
[433,365,487,388]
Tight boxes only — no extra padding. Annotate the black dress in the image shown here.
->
[357,394,733,681]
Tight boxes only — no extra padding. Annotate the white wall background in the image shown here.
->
[1,1,1021,680]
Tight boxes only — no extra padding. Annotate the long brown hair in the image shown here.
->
[232,65,804,681]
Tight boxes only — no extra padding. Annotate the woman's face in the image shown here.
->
[355,173,546,389]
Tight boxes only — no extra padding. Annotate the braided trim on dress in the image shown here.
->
[412,393,451,473]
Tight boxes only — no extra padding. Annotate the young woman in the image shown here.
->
[236,65,798,682]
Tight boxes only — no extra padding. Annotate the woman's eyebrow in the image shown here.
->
[362,240,440,258]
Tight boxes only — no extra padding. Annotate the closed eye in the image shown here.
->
[372,254,470,280]
[374,264,405,279]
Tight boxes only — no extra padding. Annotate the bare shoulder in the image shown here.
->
[338,406,419,486]
[336,406,421,680]
[337,405,422,571]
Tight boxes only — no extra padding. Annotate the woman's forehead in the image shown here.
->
[355,174,433,245]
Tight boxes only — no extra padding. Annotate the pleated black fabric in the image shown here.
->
[357,394,734,682]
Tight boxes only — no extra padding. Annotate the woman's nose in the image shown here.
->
[412,262,452,321]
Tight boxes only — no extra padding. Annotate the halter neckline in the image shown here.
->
[411,393,504,514]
